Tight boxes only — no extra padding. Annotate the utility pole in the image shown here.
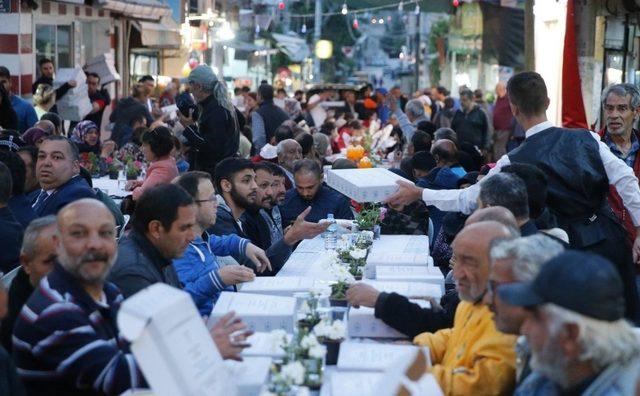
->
[524,0,535,70]
[313,0,322,82]
[414,11,421,91]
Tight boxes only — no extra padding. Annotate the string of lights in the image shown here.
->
[284,0,421,18]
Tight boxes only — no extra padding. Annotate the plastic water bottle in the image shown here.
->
[324,213,337,250]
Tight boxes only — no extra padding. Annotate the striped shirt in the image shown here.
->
[12,263,147,395]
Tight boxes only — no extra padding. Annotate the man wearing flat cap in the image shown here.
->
[499,250,640,395]
[179,65,240,177]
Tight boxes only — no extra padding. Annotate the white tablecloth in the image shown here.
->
[92,176,131,198]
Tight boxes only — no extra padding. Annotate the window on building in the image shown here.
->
[35,24,72,77]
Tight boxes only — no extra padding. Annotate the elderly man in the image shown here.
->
[485,235,564,385]
[276,138,302,189]
[500,251,640,394]
[172,171,267,316]
[387,71,640,323]
[478,172,537,236]
[598,84,640,242]
[32,136,96,217]
[280,159,353,226]
[0,216,56,352]
[412,221,519,395]
[179,65,239,177]
[389,97,430,142]
[13,199,251,395]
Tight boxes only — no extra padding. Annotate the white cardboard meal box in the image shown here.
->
[367,235,430,266]
[336,341,431,371]
[224,357,272,396]
[375,348,443,396]
[242,332,289,358]
[347,299,431,339]
[326,168,411,203]
[361,280,443,299]
[207,292,297,333]
[375,266,444,287]
[117,283,236,396]
[239,276,316,297]
[329,371,385,396]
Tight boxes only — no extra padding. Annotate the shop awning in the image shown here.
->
[98,0,171,20]
[133,18,181,49]
[272,33,310,63]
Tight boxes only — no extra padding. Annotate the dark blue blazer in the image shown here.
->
[0,207,23,273]
[33,176,97,217]
[8,195,37,228]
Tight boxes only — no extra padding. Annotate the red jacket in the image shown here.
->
[597,127,640,242]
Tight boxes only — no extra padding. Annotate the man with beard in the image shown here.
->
[412,221,519,395]
[210,158,289,274]
[13,199,254,395]
[484,235,564,385]
[499,251,640,395]
[172,171,268,316]
[281,159,353,226]
[243,162,327,255]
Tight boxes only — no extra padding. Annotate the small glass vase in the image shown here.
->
[302,358,323,390]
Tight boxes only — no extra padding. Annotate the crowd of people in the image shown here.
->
[0,57,639,395]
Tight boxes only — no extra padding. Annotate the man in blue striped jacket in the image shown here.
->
[12,199,145,395]
[12,198,251,395]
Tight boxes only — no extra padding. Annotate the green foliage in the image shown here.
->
[331,281,349,299]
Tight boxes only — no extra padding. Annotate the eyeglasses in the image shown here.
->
[195,196,217,204]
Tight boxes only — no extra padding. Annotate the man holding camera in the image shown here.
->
[179,65,240,177]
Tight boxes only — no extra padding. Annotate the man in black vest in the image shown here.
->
[252,84,290,152]
[387,71,640,323]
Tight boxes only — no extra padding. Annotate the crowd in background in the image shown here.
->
[0,59,639,395]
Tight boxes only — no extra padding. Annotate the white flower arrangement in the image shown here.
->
[269,329,290,350]
[300,333,320,350]
[349,248,367,260]
[312,319,347,341]
[308,344,327,360]
[280,361,305,385]
[330,264,355,283]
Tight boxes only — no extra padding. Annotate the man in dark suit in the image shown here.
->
[0,162,23,274]
[32,136,96,217]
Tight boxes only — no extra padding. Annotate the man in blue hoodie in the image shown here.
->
[172,171,269,316]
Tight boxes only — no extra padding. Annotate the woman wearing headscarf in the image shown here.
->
[71,120,101,154]
[21,127,49,147]
[178,64,239,176]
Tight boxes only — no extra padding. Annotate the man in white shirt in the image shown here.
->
[387,71,640,323]
[307,89,334,127]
